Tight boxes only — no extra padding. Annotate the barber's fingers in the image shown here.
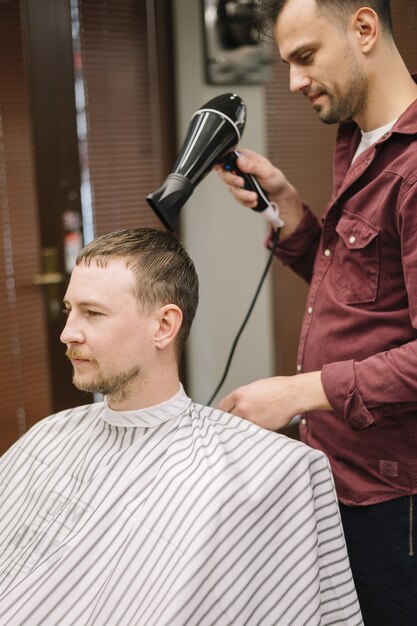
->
[219,388,254,420]
[213,164,260,209]
[213,149,271,184]
[218,391,238,415]
[213,165,241,187]
[233,148,277,184]
[228,186,259,209]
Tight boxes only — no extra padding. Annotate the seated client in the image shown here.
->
[0,228,362,625]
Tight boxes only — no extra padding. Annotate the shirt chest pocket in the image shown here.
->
[332,212,380,305]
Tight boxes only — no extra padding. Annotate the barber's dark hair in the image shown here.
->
[77,228,199,359]
[256,0,393,37]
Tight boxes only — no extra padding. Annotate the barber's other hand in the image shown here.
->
[213,148,304,239]
[218,372,332,431]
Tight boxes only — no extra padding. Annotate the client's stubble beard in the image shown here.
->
[66,348,141,401]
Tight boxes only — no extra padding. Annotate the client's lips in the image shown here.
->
[70,356,94,369]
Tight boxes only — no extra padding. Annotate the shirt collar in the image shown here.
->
[102,384,192,427]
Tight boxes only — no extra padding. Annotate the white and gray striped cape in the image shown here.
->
[0,386,362,625]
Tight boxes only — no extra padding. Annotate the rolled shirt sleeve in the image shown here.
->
[321,360,377,430]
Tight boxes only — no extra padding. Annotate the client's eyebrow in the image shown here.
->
[62,299,109,311]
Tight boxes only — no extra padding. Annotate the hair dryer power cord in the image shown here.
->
[207,227,280,406]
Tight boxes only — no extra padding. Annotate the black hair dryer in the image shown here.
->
[147,93,246,231]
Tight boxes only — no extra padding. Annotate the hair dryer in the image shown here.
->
[147,93,246,231]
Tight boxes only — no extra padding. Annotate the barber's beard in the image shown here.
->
[313,56,369,125]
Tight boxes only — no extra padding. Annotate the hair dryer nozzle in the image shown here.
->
[146,174,193,232]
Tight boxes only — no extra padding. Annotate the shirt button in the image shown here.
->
[300,417,307,426]
[324,248,331,257]
[307,306,313,314]
[297,364,302,372]
[349,236,356,244]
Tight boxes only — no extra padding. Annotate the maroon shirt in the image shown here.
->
[272,94,417,506]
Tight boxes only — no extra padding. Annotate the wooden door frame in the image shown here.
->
[22,0,93,411]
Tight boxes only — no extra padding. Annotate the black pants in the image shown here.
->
[339,495,417,626]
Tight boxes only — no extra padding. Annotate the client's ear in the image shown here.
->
[154,304,183,350]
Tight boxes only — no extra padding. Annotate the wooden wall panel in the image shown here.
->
[0,0,52,453]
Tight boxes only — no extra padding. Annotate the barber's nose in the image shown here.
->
[60,314,84,345]
[289,66,311,94]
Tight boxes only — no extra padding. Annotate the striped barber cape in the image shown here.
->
[0,386,362,625]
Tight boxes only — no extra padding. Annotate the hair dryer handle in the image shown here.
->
[221,151,284,229]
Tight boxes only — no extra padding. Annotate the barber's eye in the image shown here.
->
[86,310,102,318]
[300,52,313,64]
[62,308,70,317]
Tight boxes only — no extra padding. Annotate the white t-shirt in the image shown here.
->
[0,387,363,625]
[352,118,397,163]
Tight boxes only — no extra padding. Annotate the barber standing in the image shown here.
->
[216,1,417,624]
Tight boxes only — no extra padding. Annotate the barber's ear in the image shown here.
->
[154,304,183,350]
[351,8,379,52]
